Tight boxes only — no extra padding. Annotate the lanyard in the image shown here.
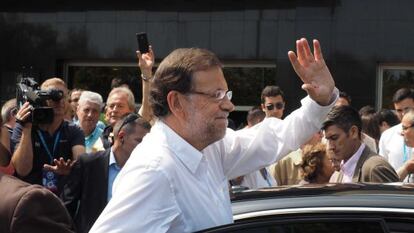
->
[37,129,61,163]
[403,144,411,163]
[260,168,272,187]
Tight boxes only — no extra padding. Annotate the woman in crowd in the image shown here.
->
[300,142,335,184]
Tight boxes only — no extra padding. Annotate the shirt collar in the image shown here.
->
[341,143,365,177]
[85,126,103,139]
[157,120,203,174]
[109,148,120,169]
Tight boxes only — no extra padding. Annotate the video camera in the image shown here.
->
[16,77,64,124]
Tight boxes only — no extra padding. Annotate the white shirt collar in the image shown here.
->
[341,143,365,181]
[158,120,204,174]
[109,148,118,167]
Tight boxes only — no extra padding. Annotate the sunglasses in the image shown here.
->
[265,102,284,111]
[118,113,140,133]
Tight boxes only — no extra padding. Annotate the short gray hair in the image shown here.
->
[78,91,104,109]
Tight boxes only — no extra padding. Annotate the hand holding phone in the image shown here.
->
[136,32,149,54]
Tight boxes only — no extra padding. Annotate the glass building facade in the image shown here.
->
[2,0,414,126]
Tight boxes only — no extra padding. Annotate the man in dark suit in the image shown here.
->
[0,172,75,233]
[61,113,151,233]
[323,105,399,183]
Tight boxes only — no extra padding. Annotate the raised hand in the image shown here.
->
[137,45,155,78]
[43,157,75,176]
[288,38,335,106]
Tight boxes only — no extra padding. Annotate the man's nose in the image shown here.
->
[220,98,235,112]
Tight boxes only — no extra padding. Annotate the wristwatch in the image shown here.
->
[141,74,152,81]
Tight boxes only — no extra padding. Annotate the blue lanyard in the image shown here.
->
[37,129,61,163]
[403,144,410,163]
[260,168,272,187]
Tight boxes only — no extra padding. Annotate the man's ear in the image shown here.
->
[166,91,186,118]
[117,131,125,144]
[261,103,266,112]
[349,125,360,139]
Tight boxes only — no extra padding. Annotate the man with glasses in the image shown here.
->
[101,46,155,148]
[62,113,151,233]
[379,88,414,181]
[91,39,338,233]
[397,108,414,181]
[230,87,286,188]
[261,85,286,119]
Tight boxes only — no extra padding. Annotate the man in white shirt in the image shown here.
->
[90,38,338,233]
[324,106,398,183]
[379,88,414,181]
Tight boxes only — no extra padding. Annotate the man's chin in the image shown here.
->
[109,118,119,126]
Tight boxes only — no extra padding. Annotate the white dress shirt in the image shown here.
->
[379,123,413,182]
[90,94,337,233]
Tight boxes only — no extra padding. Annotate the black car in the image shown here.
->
[200,183,414,233]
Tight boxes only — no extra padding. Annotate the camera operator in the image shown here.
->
[11,77,85,194]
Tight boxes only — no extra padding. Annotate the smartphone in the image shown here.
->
[136,32,149,54]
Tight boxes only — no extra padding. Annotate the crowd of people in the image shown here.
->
[0,38,412,232]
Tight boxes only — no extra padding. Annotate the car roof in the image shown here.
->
[232,183,414,220]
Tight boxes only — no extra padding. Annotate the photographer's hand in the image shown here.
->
[43,157,76,176]
[15,102,32,128]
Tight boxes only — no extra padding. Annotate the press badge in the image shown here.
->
[42,170,58,193]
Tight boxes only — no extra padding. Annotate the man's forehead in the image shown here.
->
[43,84,67,93]
[395,98,414,109]
[324,125,343,135]
[108,92,128,103]
[79,101,101,109]
[265,95,284,103]
[71,91,82,97]
[192,67,227,90]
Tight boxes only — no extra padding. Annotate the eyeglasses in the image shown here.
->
[265,102,284,111]
[188,90,232,101]
[402,124,414,132]
[118,113,140,133]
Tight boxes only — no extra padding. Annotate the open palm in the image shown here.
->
[288,38,335,106]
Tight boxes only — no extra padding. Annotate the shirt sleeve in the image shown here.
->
[220,91,338,180]
[10,122,24,154]
[69,124,85,147]
[378,127,391,158]
[89,166,182,233]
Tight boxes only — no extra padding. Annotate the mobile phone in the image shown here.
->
[136,32,149,54]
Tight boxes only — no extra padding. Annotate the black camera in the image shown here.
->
[16,77,64,124]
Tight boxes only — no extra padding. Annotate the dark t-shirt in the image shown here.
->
[11,120,85,188]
